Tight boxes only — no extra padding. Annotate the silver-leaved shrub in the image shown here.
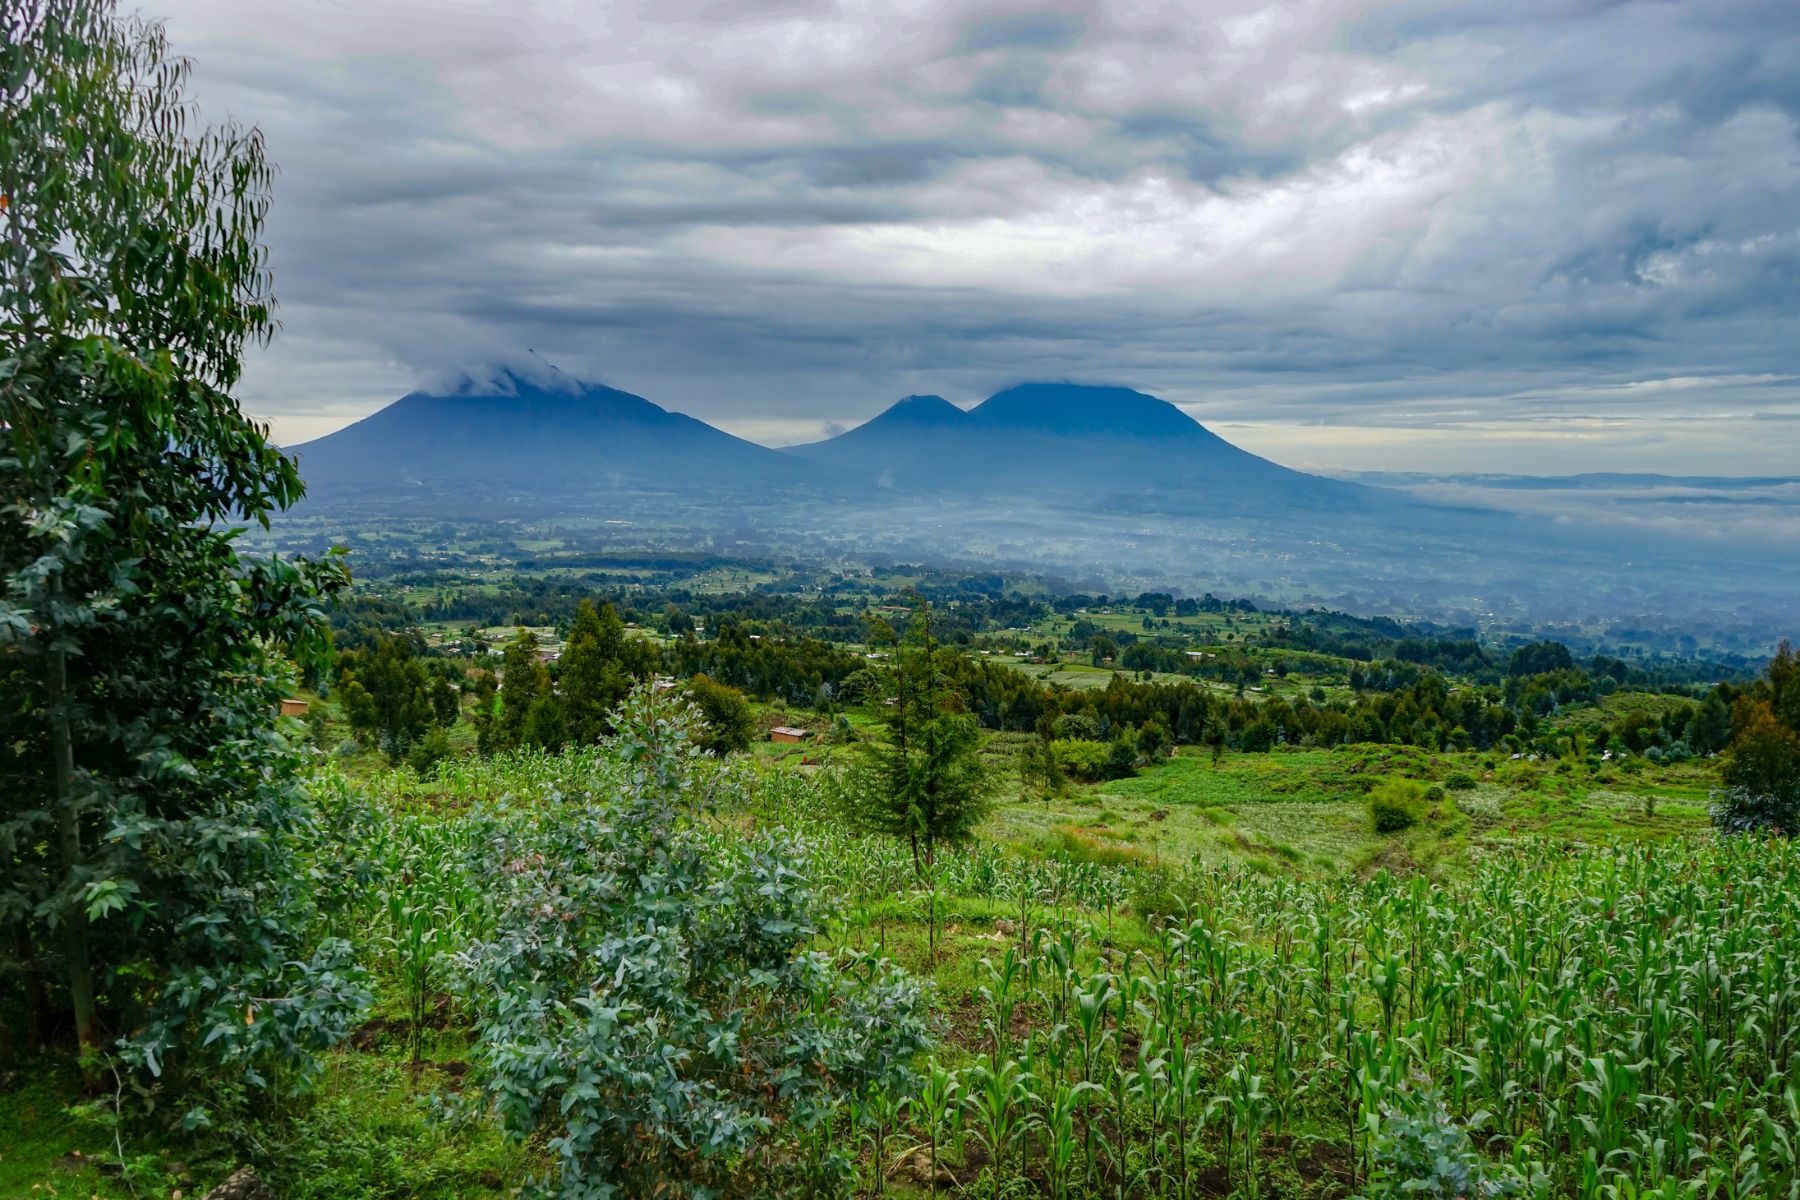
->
[460,687,930,1199]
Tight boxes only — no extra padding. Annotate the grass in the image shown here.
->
[984,741,1715,881]
[0,1067,149,1198]
[7,726,1729,1199]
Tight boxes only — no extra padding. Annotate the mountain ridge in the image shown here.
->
[288,370,827,509]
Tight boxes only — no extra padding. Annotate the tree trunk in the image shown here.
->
[46,598,100,1076]
[14,927,53,1058]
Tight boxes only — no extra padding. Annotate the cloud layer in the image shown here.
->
[152,0,1800,472]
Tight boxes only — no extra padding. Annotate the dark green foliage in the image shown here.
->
[1240,718,1277,753]
[1711,786,1799,837]
[405,726,455,776]
[556,599,633,745]
[1713,644,1800,835]
[492,631,554,751]
[0,0,365,1098]
[520,695,567,750]
[684,672,755,753]
[1508,640,1575,678]
[1445,771,1477,791]
[460,689,930,1199]
[337,636,443,760]
[844,599,991,876]
[1105,728,1140,778]
[1686,691,1733,754]
[1369,781,1426,834]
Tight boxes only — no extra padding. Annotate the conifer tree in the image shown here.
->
[846,597,990,955]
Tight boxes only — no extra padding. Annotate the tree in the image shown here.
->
[1686,690,1733,755]
[1091,634,1117,667]
[494,630,554,751]
[1722,703,1800,803]
[521,695,569,750]
[1507,641,1574,678]
[556,599,631,744]
[849,599,991,872]
[845,599,989,957]
[685,672,755,754]
[0,0,364,1093]
[1712,644,1800,836]
[338,635,440,760]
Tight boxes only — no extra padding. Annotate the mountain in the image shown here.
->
[789,382,1368,510]
[289,371,827,511]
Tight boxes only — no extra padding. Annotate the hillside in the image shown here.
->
[790,381,1372,510]
[288,370,828,510]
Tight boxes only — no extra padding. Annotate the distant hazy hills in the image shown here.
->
[292,374,1370,514]
[288,371,823,506]
[278,370,1798,633]
[788,382,1363,510]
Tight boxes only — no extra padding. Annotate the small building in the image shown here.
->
[769,726,811,744]
[279,698,309,718]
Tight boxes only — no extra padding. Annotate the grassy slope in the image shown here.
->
[7,716,1719,1197]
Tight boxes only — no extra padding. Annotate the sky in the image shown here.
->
[149,0,1800,474]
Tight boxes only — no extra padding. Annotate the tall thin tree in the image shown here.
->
[1,0,364,1093]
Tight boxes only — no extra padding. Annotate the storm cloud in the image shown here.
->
[151,0,1800,473]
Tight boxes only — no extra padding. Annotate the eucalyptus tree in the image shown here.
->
[0,0,363,1097]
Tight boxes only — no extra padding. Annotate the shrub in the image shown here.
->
[1369,781,1426,834]
[1240,719,1277,753]
[406,725,455,775]
[1051,737,1113,782]
[1445,771,1477,791]
[460,688,930,1198]
[1711,786,1800,837]
[1129,868,1196,925]
[1366,1095,1520,1200]
[684,672,756,753]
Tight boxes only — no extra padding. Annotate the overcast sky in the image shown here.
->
[151,0,1800,474]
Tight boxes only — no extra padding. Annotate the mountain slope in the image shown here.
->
[791,382,1368,510]
[290,371,827,509]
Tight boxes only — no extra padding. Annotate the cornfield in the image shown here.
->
[315,748,1800,1198]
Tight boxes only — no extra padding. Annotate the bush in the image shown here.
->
[1711,786,1800,837]
[406,725,455,775]
[1130,867,1197,924]
[1444,771,1476,791]
[684,672,756,753]
[1240,719,1277,753]
[1424,784,1446,802]
[1369,781,1426,834]
[1051,737,1113,782]
[460,689,930,1198]
[1366,1094,1520,1200]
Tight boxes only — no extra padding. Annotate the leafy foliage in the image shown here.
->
[844,598,990,875]
[1364,1096,1520,1200]
[459,688,930,1199]
[0,0,363,1100]
[1368,780,1426,834]
[683,672,755,753]
[338,635,455,760]
[1714,642,1800,836]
